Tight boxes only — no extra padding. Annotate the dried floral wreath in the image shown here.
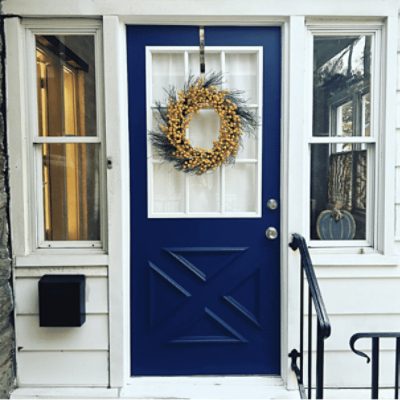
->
[150,73,258,175]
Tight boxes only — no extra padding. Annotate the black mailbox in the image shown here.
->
[38,274,86,327]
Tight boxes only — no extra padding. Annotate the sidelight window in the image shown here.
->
[309,33,377,246]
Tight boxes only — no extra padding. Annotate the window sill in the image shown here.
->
[15,253,109,267]
[309,251,399,267]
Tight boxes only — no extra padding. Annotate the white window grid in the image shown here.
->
[146,46,263,218]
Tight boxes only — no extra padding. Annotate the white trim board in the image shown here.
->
[3,0,399,17]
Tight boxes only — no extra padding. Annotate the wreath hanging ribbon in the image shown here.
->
[150,73,258,175]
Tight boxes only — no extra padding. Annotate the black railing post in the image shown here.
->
[316,323,324,399]
[371,337,379,399]
[395,338,400,399]
[289,234,331,399]
[300,266,304,385]
[308,288,312,399]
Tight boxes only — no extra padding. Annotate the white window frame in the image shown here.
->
[304,22,393,254]
[20,20,107,252]
[146,46,263,219]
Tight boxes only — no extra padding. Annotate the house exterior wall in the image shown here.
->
[3,0,400,395]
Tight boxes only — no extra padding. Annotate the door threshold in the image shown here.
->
[122,375,300,399]
[10,377,300,400]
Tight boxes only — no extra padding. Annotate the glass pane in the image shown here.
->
[187,109,220,149]
[313,36,371,137]
[36,35,97,136]
[310,144,368,240]
[225,53,258,104]
[42,144,100,241]
[150,111,163,161]
[237,108,258,159]
[225,163,257,212]
[362,93,371,136]
[336,101,353,137]
[189,52,221,76]
[153,163,185,213]
[152,53,185,104]
[189,172,220,213]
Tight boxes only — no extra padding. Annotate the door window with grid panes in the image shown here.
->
[147,47,263,218]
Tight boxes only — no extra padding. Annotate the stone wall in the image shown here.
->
[0,2,16,398]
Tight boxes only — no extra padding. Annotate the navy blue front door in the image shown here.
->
[128,26,281,376]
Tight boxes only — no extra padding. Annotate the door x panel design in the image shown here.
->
[149,247,260,344]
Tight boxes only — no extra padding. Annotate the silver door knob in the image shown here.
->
[267,198,278,210]
[265,227,278,240]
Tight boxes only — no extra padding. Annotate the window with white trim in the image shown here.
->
[308,29,380,248]
[31,27,104,249]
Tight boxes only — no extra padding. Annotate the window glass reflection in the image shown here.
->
[313,36,371,138]
[310,144,367,240]
[311,35,372,241]
[36,35,100,242]
[36,35,97,137]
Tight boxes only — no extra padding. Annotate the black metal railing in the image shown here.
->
[350,332,400,399]
[289,233,331,399]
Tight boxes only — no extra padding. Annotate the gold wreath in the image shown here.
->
[159,80,242,175]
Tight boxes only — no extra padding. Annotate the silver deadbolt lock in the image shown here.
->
[267,198,278,210]
[265,227,278,240]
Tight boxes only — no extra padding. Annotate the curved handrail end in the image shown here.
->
[289,233,302,251]
[321,321,332,339]
[350,333,371,364]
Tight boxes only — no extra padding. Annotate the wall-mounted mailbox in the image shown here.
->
[38,275,86,327]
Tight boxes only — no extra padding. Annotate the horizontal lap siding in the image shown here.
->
[317,278,400,315]
[15,266,109,387]
[304,350,399,388]
[309,272,400,387]
[303,314,400,351]
[17,351,109,387]
[16,315,108,351]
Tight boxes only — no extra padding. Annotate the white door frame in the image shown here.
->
[103,15,300,389]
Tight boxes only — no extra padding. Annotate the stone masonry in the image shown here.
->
[0,2,16,398]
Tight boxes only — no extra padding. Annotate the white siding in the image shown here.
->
[17,351,109,386]
[14,267,109,387]
[310,273,400,388]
